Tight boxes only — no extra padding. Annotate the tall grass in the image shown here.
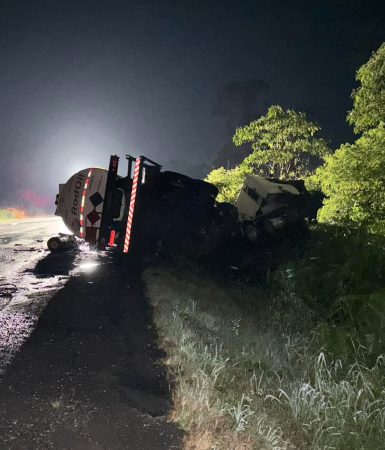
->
[144,228,385,450]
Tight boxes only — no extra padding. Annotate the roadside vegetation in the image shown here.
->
[144,44,385,449]
[206,105,330,204]
[206,43,385,237]
[145,226,385,449]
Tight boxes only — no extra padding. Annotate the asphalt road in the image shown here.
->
[0,217,182,449]
[0,216,66,278]
[0,217,70,374]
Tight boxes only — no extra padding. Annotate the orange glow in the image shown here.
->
[0,208,27,221]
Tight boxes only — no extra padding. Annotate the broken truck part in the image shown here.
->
[47,234,78,253]
[236,174,310,242]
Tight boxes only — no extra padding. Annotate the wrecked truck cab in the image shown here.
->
[235,174,309,241]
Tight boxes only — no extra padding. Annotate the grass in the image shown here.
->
[143,227,385,449]
[145,265,299,448]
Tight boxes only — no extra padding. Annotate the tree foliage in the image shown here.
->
[207,105,330,203]
[348,43,385,134]
[205,166,250,203]
[316,42,385,232]
[233,105,330,180]
[315,124,385,233]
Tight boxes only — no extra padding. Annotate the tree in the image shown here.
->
[315,125,385,233]
[315,42,385,232]
[205,166,250,203]
[233,105,330,180]
[348,43,385,134]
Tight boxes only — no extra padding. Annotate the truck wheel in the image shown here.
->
[47,235,76,252]
[47,236,61,252]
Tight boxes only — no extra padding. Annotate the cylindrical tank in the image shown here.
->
[54,168,110,243]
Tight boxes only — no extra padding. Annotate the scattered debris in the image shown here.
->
[47,234,78,253]
[0,283,17,300]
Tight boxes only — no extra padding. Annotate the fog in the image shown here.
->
[0,0,384,212]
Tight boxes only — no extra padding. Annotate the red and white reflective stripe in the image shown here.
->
[79,169,93,238]
[123,157,141,253]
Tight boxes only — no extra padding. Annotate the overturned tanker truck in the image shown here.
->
[50,154,317,256]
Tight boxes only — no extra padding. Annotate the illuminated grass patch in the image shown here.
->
[144,264,385,449]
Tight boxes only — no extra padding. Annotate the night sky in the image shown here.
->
[0,0,384,210]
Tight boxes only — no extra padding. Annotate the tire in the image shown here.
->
[47,236,61,252]
[47,235,76,252]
